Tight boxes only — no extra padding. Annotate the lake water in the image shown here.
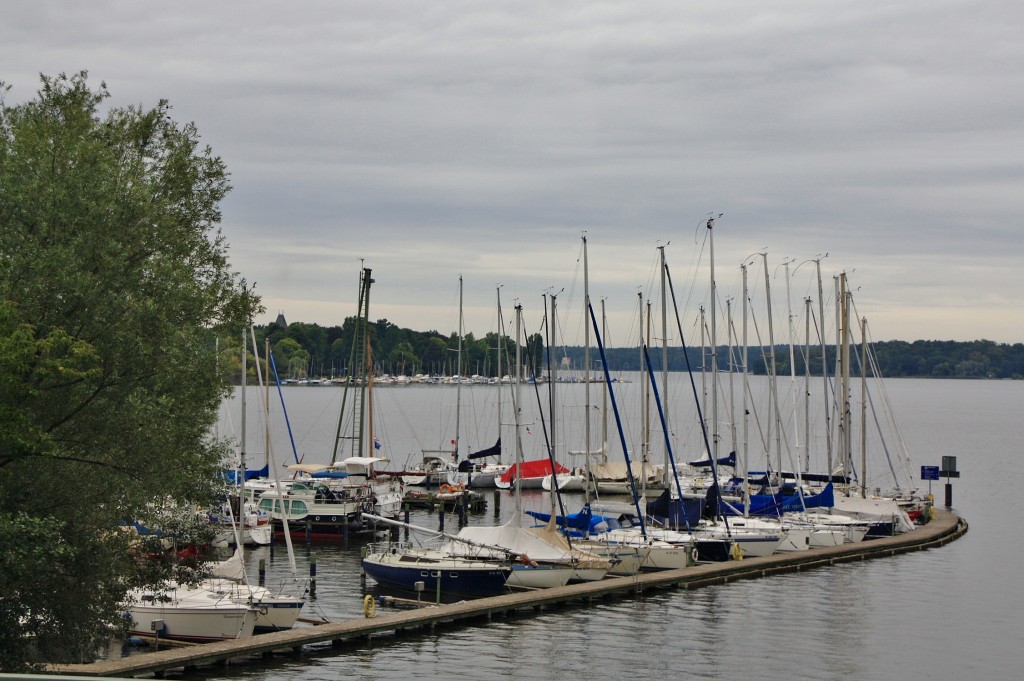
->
[193,376,1021,680]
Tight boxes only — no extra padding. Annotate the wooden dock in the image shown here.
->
[400,490,487,512]
[48,509,966,678]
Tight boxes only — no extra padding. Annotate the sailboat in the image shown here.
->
[202,529,305,633]
[124,581,258,643]
[125,328,299,643]
[206,327,305,633]
[577,294,695,571]
[824,273,918,536]
[210,336,273,547]
[611,234,782,561]
[361,543,513,598]
[461,286,513,488]
[459,303,609,586]
[360,513,521,598]
[256,267,403,542]
[495,294,575,491]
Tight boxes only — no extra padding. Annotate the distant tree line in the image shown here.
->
[561,338,1024,379]
[238,319,1024,381]
[237,317,546,382]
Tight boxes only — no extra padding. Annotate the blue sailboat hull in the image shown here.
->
[361,558,511,598]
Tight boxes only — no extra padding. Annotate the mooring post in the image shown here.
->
[438,505,445,531]
[305,519,312,547]
[940,455,960,508]
[258,558,266,587]
[309,552,317,599]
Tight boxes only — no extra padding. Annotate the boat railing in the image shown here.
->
[363,540,416,557]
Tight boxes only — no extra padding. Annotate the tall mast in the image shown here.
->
[741,263,750,516]
[639,292,649,480]
[815,258,833,476]
[804,297,812,473]
[496,285,504,464]
[860,315,868,498]
[839,272,852,492]
[350,267,373,459]
[583,236,593,503]
[726,298,738,457]
[658,245,670,487]
[761,253,782,475]
[784,259,800,466]
[549,291,558,514]
[264,339,271,471]
[699,305,707,441]
[708,217,719,461]
[514,304,524,514]
[240,327,247,483]
[600,299,609,463]
[643,298,652,498]
[455,275,463,461]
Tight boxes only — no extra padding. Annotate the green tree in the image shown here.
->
[0,72,257,670]
[421,336,449,375]
[273,337,310,378]
[283,322,327,376]
[386,341,419,375]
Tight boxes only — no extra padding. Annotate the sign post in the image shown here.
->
[921,465,939,499]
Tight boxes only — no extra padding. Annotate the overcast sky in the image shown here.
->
[3,1,1021,345]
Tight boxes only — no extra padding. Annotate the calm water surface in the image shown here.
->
[188,377,1021,680]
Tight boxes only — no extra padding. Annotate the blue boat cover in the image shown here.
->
[219,464,270,484]
[688,452,737,468]
[722,482,835,517]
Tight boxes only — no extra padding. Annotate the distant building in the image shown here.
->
[275,311,288,329]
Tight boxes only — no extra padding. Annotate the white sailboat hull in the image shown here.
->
[541,473,586,492]
[125,586,257,642]
[507,564,574,589]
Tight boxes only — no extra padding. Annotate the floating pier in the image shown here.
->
[400,490,486,512]
[48,509,966,679]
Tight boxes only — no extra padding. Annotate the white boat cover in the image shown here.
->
[831,496,914,533]
[209,548,246,582]
[591,461,662,482]
[449,519,610,571]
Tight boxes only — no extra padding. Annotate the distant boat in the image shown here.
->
[403,454,458,487]
[454,439,509,489]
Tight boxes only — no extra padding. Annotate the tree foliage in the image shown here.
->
[252,310,1024,381]
[0,72,258,670]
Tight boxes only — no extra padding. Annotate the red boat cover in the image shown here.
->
[499,458,569,483]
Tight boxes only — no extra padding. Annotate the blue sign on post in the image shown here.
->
[921,466,940,481]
